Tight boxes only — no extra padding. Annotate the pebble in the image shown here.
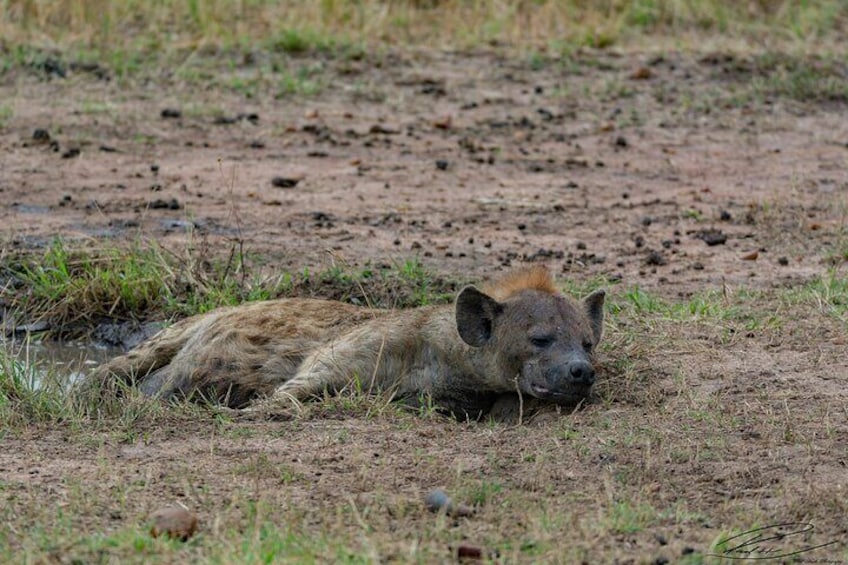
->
[271,176,301,188]
[149,506,198,541]
[424,489,474,517]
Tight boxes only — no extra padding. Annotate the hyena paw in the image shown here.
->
[241,392,305,421]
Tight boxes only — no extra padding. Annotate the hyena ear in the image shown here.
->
[455,286,503,347]
[583,289,606,346]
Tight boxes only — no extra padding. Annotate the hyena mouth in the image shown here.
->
[530,383,592,403]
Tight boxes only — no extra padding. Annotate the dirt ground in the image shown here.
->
[3,49,846,287]
[1,47,847,562]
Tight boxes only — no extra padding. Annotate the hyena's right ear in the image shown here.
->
[455,286,504,347]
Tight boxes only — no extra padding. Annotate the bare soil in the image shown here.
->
[4,50,846,287]
[1,48,846,562]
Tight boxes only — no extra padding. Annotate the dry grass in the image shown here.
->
[1,0,846,55]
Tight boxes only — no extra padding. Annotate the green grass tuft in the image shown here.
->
[0,347,68,427]
[1,239,463,338]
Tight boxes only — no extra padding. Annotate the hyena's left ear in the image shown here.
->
[455,286,504,347]
[583,289,606,346]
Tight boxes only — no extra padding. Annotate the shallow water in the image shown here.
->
[1,337,121,389]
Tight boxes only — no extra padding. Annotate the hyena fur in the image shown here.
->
[88,266,605,420]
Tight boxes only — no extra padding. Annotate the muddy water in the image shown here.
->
[1,337,121,389]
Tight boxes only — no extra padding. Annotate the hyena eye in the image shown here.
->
[530,336,554,348]
[582,340,593,352]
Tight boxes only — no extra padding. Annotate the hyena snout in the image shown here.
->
[525,356,596,403]
[566,360,595,386]
[546,359,595,389]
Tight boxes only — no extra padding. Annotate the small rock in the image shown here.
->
[456,544,483,561]
[432,116,452,130]
[778,256,789,266]
[239,112,259,124]
[741,251,759,261]
[645,250,667,266]
[149,198,181,210]
[696,228,727,246]
[424,489,451,513]
[61,147,80,159]
[435,159,449,171]
[654,533,668,546]
[9,320,51,335]
[213,115,239,125]
[32,129,51,142]
[424,489,474,517]
[615,136,629,148]
[693,262,705,270]
[161,108,182,119]
[271,176,301,189]
[642,216,652,226]
[149,506,198,541]
[630,66,654,80]
[719,210,732,221]
[369,123,399,135]
[537,107,554,121]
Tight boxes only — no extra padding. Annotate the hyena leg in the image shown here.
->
[253,332,389,409]
[487,393,555,424]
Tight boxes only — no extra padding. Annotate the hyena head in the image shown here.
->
[455,268,605,404]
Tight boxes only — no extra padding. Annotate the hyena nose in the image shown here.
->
[569,361,595,385]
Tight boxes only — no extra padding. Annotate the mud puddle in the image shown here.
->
[1,336,120,388]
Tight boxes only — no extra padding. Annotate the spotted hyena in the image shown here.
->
[89,266,605,420]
